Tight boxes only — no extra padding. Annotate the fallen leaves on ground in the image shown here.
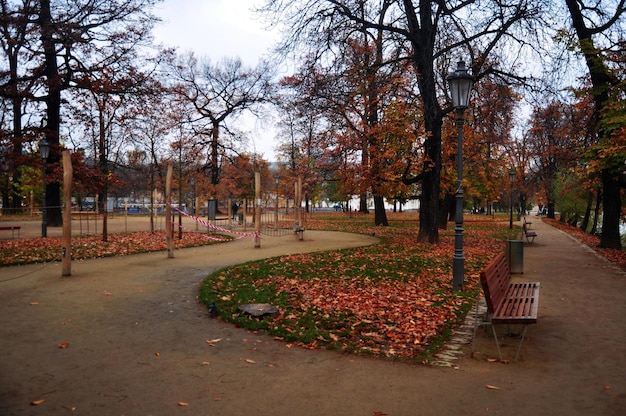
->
[201,214,514,360]
[206,338,223,346]
[0,231,231,267]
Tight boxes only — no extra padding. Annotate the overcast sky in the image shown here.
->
[151,0,280,159]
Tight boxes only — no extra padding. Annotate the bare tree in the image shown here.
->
[168,53,274,188]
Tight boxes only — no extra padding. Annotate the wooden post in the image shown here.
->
[165,164,174,258]
[62,150,72,276]
[254,171,261,248]
[295,177,303,240]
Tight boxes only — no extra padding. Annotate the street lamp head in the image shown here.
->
[274,174,280,185]
[447,61,474,110]
[39,139,50,160]
[509,170,516,183]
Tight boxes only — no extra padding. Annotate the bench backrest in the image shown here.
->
[480,253,510,315]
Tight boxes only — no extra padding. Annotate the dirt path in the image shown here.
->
[0,219,625,415]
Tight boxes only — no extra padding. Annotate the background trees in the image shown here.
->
[259,0,545,241]
[0,0,624,249]
[563,0,625,248]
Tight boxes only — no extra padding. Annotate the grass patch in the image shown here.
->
[200,213,518,363]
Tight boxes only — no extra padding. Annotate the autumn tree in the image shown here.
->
[0,0,41,212]
[274,69,329,213]
[277,30,418,226]
[445,79,519,220]
[260,0,544,243]
[30,0,160,226]
[527,100,582,218]
[563,0,625,248]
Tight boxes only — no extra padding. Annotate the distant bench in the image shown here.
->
[523,216,532,229]
[523,221,537,244]
[0,225,21,239]
[472,253,540,361]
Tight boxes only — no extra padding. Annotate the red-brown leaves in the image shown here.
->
[0,231,230,266]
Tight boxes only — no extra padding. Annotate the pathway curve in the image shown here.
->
[0,218,624,415]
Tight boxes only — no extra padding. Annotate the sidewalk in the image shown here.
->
[0,219,624,415]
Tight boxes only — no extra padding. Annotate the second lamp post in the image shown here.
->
[447,61,474,292]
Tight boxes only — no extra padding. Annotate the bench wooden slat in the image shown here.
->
[494,282,540,324]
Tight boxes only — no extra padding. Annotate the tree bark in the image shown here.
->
[373,195,388,226]
[599,169,622,248]
[39,0,63,226]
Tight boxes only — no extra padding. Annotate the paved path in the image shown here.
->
[0,218,625,415]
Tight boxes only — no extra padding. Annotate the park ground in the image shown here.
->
[0,216,625,415]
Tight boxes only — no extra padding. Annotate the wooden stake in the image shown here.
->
[254,171,261,248]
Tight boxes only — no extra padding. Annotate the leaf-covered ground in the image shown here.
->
[200,213,519,362]
[4,214,624,362]
[0,231,230,266]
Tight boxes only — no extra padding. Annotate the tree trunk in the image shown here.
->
[404,0,442,244]
[440,194,453,229]
[10,97,23,212]
[99,105,108,242]
[210,123,220,185]
[599,169,621,249]
[39,0,62,226]
[547,200,555,219]
[373,195,388,226]
[580,191,593,232]
[417,117,443,243]
[591,189,601,236]
[359,194,368,213]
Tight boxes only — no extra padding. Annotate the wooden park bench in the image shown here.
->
[523,216,532,229]
[523,222,537,244]
[471,253,540,361]
[0,225,21,239]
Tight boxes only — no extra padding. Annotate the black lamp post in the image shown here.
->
[509,170,515,229]
[39,139,50,238]
[447,61,474,292]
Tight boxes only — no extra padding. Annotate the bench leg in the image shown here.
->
[514,325,529,362]
[491,324,503,362]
